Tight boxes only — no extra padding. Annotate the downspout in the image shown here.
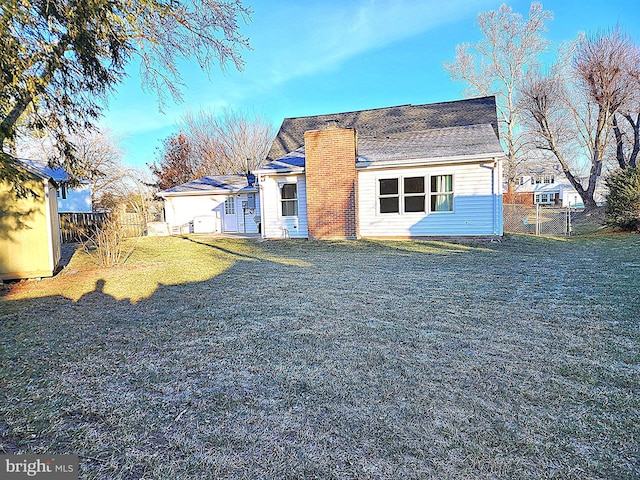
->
[481,159,501,236]
[258,176,266,239]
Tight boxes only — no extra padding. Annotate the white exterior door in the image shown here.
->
[222,196,238,232]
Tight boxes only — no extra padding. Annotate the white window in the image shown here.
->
[535,175,555,185]
[224,197,235,215]
[430,175,453,212]
[404,177,426,212]
[280,183,298,216]
[379,175,451,214]
[379,178,400,213]
[534,192,555,204]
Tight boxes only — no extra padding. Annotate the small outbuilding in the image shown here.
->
[157,174,260,234]
[0,159,62,280]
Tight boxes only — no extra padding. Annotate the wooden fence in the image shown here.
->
[59,212,146,243]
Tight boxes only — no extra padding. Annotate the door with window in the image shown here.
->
[222,196,238,232]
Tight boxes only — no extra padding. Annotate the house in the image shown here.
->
[157,174,260,234]
[0,159,61,280]
[18,158,92,213]
[254,96,505,240]
[514,170,607,208]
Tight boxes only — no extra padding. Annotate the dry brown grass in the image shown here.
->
[1,234,639,479]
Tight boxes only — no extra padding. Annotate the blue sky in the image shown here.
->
[99,0,640,169]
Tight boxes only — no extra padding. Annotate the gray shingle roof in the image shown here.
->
[158,174,255,196]
[356,124,504,165]
[266,96,499,162]
[257,124,504,174]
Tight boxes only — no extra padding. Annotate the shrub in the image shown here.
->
[605,167,640,231]
[83,215,131,267]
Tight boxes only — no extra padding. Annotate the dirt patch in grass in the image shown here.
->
[1,234,639,479]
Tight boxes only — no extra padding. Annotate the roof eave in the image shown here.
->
[356,151,505,170]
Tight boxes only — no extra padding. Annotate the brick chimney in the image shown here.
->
[304,125,358,240]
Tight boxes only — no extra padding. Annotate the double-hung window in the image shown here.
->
[280,183,298,216]
[403,177,425,212]
[379,178,400,213]
[430,175,453,212]
[378,176,427,214]
[379,175,452,213]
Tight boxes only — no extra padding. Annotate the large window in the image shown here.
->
[379,175,452,213]
[280,183,298,216]
[534,192,555,204]
[430,175,453,212]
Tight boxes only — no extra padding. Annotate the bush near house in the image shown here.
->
[1,235,639,479]
[605,166,640,231]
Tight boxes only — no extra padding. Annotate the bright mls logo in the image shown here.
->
[0,455,78,479]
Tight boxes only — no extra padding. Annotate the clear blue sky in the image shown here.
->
[98,0,640,169]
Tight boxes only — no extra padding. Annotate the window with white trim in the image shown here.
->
[535,175,555,184]
[404,177,426,212]
[280,183,298,216]
[224,197,235,214]
[534,192,555,204]
[379,178,400,213]
[430,175,453,212]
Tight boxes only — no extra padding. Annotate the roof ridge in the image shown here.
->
[281,96,495,122]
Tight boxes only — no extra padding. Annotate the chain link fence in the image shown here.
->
[504,204,572,236]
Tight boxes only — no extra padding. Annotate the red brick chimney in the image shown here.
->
[304,125,358,240]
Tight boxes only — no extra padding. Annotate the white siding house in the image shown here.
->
[256,97,505,240]
[514,173,607,208]
[18,158,92,213]
[357,161,502,238]
[158,175,260,234]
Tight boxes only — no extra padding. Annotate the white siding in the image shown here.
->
[164,195,225,233]
[260,174,308,238]
[58,183,92,213]
[163,192,261,234]
[358,162,502,237]
[237,192,261,234]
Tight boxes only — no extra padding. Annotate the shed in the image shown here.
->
[0,160,62,280]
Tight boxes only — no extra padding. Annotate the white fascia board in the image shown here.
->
[254,168,305,176]
[356,152,505,170]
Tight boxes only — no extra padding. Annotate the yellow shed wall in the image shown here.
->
[0,177,59,280]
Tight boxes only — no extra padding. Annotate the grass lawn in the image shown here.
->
[1,234,639,479]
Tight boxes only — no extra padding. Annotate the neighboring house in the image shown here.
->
[514,171,607,208]
[254,96,505,240]
[18,158,92,213]
[157,174,260,234]
[0,159,61,280]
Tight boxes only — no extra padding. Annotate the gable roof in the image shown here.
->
[257,124,504,174]
[266,96,499,162]
[357,124,504,167]
[11,158,57,185]
[157,174,256,197]
[18,158,70,182]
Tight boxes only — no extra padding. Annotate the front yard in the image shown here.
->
[1,234,639,479]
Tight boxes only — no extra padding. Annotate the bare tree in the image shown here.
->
[181,108,275,174]
[1,0,251,189]
[443,2,553,192]
[18,129,127,209]
[522,29,640,211]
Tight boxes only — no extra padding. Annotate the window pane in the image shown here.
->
[405,196,425,212]
[225,197,235,214]
[281,184,297,199]
[404,177,424,194]
[431,175,452,193]
[282,200,298,216]
[380,197,399,213]
[379,178,398,195]
[431,194,453,212]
